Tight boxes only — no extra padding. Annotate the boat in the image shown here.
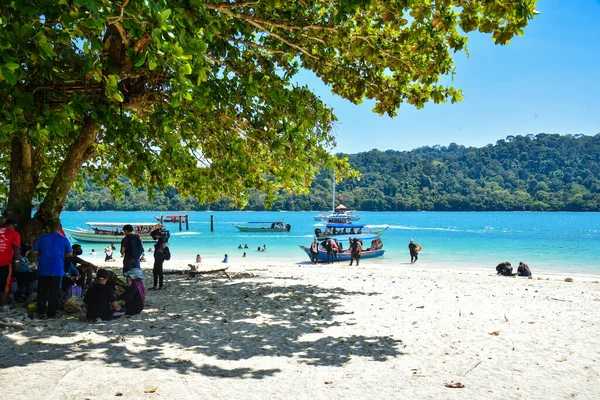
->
[299,236,385,262]
[314,222,388,238]
[154,214,187,223]
[314,205,360,222]
[64,222,167,243]
[234,221,292,232]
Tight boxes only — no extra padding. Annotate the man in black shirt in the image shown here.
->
[84,269,126,322]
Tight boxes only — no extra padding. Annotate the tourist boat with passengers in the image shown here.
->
[299,235,385,262]
[234,221,292,232]
[64,222,168,243]
[314,222,388,238]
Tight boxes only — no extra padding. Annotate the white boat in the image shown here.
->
[314,175,360,221]
[314,203,360,221]
[64,222,166,243]
[234,221,292,232]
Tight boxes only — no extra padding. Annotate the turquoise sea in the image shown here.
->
[59,211,600,276]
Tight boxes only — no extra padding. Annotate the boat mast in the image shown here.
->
[332,171,336,213]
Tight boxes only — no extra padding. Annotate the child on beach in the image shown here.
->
[222,254,228,263]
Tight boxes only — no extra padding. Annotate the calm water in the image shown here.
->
[60,211,600,275]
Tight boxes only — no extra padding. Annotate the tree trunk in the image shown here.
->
[6,136,37,243]
[31,115,99,238]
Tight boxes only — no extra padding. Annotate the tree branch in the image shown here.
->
[206,3,336,32]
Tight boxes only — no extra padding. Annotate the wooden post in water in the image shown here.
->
[178,216,183,232]
[185,214,189,230]
[210,215,214,232]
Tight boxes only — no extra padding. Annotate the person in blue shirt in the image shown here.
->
[222,254,228,263]
[32,222,72,318]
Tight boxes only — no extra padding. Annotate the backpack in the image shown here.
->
[126,234,144,259]
[163,246,171,261]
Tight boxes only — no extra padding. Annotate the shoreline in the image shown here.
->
[105,257,600,280]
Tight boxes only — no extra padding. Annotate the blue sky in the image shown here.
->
[297,0,600,154]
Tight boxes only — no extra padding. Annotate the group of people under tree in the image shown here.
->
[0,219,172,322]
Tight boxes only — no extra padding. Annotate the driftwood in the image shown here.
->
[163,266,232,281]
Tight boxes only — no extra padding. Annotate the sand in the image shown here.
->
[1,259,599,399]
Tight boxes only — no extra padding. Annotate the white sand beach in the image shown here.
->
[1,261,599,399]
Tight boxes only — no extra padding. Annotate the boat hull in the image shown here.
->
[314,213,360,221]
[235,226,290,232]
[65,228,155,243]
[299,245,385,262]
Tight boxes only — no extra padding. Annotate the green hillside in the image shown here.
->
[65,133,600,212]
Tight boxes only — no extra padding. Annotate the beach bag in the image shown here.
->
[64,296,82,313]
[67,284,82,298]
[163,246,171,261]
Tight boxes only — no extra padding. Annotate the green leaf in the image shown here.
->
[134,53,147,67]
[4,62,19,71]
[161,9,172,20]
[3,69,17,85]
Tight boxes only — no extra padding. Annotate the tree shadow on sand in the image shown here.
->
[0,273,404,378]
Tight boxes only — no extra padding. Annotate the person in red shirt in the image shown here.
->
[0,219,21,310]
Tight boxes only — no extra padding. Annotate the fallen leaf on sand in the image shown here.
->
[324,381,333,384]
[489,331,500,336]
[444,382,465,388]
[115,392,123,397]
[314,327,324,333]
[416,306,424,309]
[144,387,158,393]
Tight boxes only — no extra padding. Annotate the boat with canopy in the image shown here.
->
[314,222,388,238]
[64,222,167,243]
[234,221,292,232]
[299,235,385,262]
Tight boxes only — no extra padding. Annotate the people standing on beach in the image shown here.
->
[496,261,514,276]
[517,262,532,277]
[120,224,143,275]
[152,238,167,290]
[408,239,419,263]
[331,239,340,262]
[0,219,20,311]
[325,239,334,264]
[32,222,73,318]
[310,238,319,265]
[349,238,362,266]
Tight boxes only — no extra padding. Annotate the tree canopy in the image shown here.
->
[0,0,537,239]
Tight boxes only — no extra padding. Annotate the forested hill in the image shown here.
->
[65,133,600,212]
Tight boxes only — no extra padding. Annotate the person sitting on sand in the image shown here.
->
[242,252,246,258]
[104,246,114,262]
[84,269,126,322]
[496,261,514,276]
[517,262,532,277]
[222,254,228,263]
[195,254,202,264]
[115,269,145,316]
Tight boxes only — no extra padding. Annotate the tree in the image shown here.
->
[0,0,538,241]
